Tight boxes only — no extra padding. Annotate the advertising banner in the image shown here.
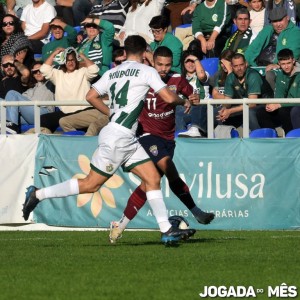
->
[33,135,300,230]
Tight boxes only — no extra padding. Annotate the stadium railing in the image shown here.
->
[1,98,300,137]
[0,100,90,135]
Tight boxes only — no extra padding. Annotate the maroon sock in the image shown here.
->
[124,186,147,220]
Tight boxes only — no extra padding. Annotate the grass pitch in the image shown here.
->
[0,230,299,300]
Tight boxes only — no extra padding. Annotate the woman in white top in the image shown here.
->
[117,0,165,45]
[249,0,265,35]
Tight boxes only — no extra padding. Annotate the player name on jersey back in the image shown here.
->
[109,69,140,80]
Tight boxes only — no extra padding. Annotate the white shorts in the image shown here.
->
[90,122,151,177]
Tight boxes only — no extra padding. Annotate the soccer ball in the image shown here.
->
[168,216,189,230]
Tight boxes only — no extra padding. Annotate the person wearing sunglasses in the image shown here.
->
[112,47,126,67]
[4,61,55,130]
[42,16,77,64]
[77,15,114,77]
[0,14,33,69]
[0,54,30,98]
[0,54,30,133]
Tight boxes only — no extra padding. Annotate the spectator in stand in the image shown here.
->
[177,50,208,137]
[209,49,235,100]
[218,53,273,130]
[223,8,255,55]
[42,16,77,64]
[0,13,34,69]
[207,49,235,129]
[5,61,55,129]
[20,0,57,54]
[77,16,115,77]
[0,54,30,132]
[58,44,110,135]
[117,0,164,45]
[54,0,74,26]
[6,0,56,18]
[37,47,99,134]
[72,0,102,26]
[192,0,232,58]
[0,54,30,98]
[256,48,299,133]
[245,7,300,90]
[149,15,183,73]
[177,0,230,51]
[249,0,265,35]
[111,47,126,68]
[88,0,130,36]
[264,0,296,25]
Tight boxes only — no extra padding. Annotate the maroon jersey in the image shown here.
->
[138,73,193,140]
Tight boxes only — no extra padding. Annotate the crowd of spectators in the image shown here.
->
[0,0,300,137]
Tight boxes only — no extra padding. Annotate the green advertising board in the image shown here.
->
[34,135,300,230]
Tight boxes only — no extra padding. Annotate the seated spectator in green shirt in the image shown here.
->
[218,53,273,131]
[148,15,183,74]
[42,16,77,65]
[256,48,300,133]
[192,0,232,58]
[223,8,255,55]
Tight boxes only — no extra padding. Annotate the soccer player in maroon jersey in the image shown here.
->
[109,46,215,243]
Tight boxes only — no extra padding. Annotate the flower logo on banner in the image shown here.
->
[73,154,124,217]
